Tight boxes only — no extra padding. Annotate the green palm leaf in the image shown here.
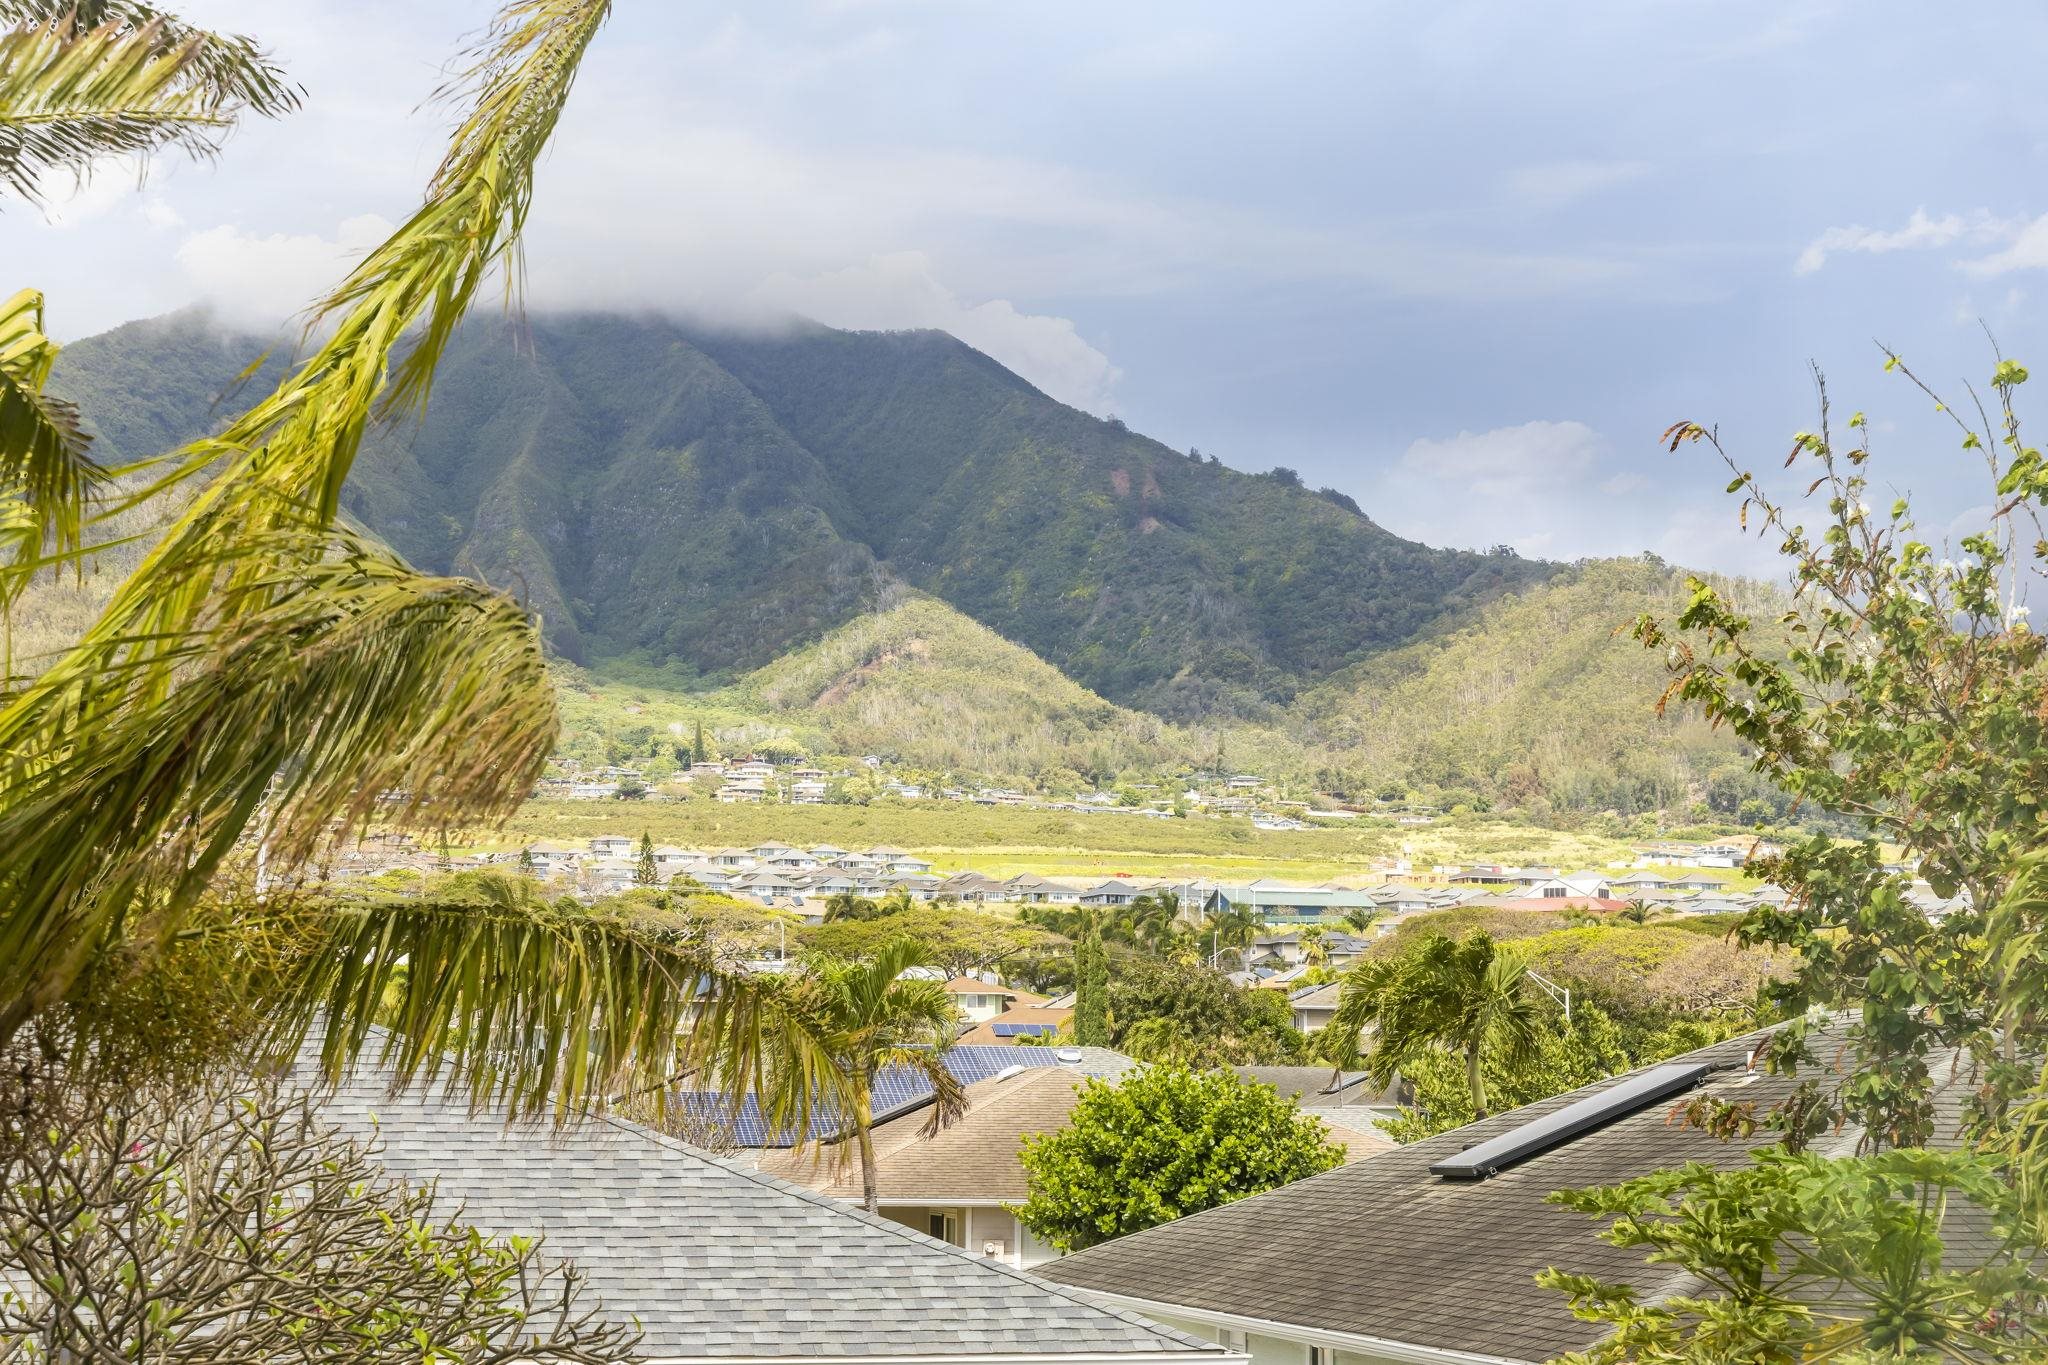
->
[270,875,846,1129]
[0,0,297,204]
[0,536,555,1040]
[0,286,98,602]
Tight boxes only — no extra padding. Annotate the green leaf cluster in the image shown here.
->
[1014,1066,1343,1252]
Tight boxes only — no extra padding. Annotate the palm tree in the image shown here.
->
[1298,924,1330,970]
[1615,897,1657,925]
[1203,900,1262,970]
[1330,931,1542,1119]
[782,940,967,1213]
[1339,906,1382,939]
[1127,891,1182,953]
[0,0,850,1132]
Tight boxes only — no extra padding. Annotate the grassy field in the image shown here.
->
[471,801,1708,882]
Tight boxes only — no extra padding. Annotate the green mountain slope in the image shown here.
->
[49,309,1552,711]
[739,593,1205,778]
[1287,557,1775,812]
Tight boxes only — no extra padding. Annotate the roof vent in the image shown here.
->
[992,1064,1026,1083]
[1055,1048,1084,1064]
[1429,1062,1710,1181]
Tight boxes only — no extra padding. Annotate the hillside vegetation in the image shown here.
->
[40,309,1790,815]
[51,309,1552,716]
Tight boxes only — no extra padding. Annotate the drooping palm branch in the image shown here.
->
[0,0,858,1137]
[0,0,298,205]
[0,286,97,600]
[272,875,842,1131]
[0,3,614,1063]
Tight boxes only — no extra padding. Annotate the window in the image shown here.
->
[1308,1349,1334,1365]
[926,1212,960,1246]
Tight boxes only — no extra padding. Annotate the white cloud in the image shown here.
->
[1601,471,1651,496]
[1795,207,2010,275]
[1958,213,2048,277]
[1503,159,1649,210]
[37,159,147,228]
[1400,419,1600,499]
[174,214,395,327]
[141,197,185,231]
[749,252,1121,411]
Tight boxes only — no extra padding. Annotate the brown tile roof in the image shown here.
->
[942,976,1017,997]
[956,1006,1074,1046]
[1040,1024,1971,1364]
[766,1067,1088,1204]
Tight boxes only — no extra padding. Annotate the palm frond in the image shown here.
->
[0,286,98,604]
[0,1,298,204]
[0,539,555,1040]
[269,882,844,1127]
[0,0,612,1044]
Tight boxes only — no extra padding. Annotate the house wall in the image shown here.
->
[877,1203,1052,1269]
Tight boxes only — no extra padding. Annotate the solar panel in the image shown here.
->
[1428,1062,1711,1181]
[991,1022,1058,1037]
[675,1046,1068,1147]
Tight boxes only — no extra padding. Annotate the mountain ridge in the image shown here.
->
[50,307,1554,717]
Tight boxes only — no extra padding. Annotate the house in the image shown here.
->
[956,1005,1075,1045]
[688,760,726,777]
[297,1034,1226,1365]
[1226,774,1263,790]
[1203,883,1382,922]
[1041,1023,1966,1365]
[1079,880,1140,908]
[715,779,766,803]
[1005,875,1082,904]
[1287,981,1343,1033]
[939,872,1013,903]
[730,760,776,782]
[1519,872,1612,900]
[521,839,584,876]
[760,1062,1134,1269]
[943,976,1022,1024]
[587,833,636,858]
[709,847,759,869]
[791,779,828,804]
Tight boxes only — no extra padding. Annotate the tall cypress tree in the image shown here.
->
[691,720,707,764]
[1073,923,1110,1047]
[635,831,658,886]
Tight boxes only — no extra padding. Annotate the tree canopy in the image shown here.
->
[1014,1066,1343,1252]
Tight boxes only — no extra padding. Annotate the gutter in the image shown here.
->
[644,1356,1242,1365]
[1068,1291,1539,1365]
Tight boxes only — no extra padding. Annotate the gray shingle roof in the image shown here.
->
[298,1040,1224,1361]
[1039,1023,1974,1364]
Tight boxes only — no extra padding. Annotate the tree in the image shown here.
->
[1332,931,1542,1119]
[1125,890,1182,952]
[1014,1067,1343,1252]
[823,891,880,922]
[0,0,852,1135]
[1105,955,1305,1066]
[1072,919,1110,1046]
[634,830,657,885]
[1541,350,2048,1356]
[691,718,707,763]
[0,1056,635,1361]
[1538,1150,2046,1363]
[1202,899,1261,969]
[780,940,966,1214]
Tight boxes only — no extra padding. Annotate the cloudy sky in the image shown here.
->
[11,0,2048,573]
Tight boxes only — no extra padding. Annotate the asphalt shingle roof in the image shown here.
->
[300,1040,1223,1361]
[1040,1024,1973,1364]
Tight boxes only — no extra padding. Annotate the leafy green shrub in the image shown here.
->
[1014,1067,1343,1251]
